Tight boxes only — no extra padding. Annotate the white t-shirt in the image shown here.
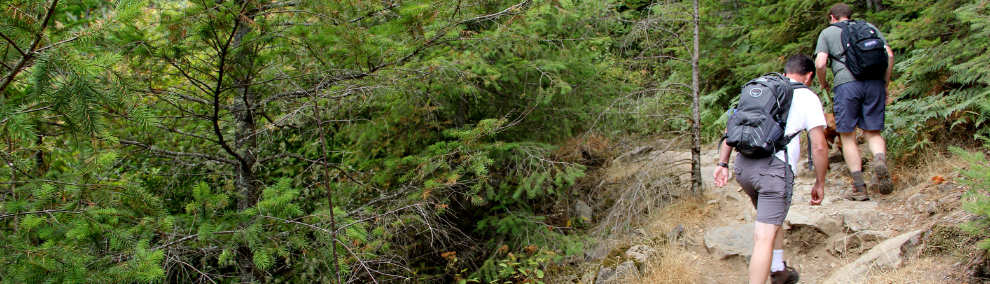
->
[774,79,827,171]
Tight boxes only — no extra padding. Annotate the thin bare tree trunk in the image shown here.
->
[229,2,259,282]
[690,0,703,194]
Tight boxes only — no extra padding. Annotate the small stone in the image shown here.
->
[625,245,657,264]
[833,230,890,255]
[938,183,955,192]
[575,200,593,222]
[666,224,685,242]
[596,267,615,284]
[597,261,639,283]
[584,246,609,261]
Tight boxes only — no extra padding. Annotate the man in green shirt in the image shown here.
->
[815,3,895,201]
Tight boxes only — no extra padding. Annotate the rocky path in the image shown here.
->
[570,144,970,284]
[690,149,966,283]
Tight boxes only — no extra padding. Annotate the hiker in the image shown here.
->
[713,55,829,284]
[815,3,895,200]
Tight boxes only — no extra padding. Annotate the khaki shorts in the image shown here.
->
[733,154,794,226]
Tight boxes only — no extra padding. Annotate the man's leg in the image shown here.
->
[863,130,885,157]
[750,222,779,284]
[835,82,870,200]
[839,131,861,173]
[771,225,785,271]
[861,79,894,194]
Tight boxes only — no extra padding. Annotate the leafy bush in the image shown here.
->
[953,146,990,250]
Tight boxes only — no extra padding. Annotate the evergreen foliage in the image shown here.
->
[1,0,989,283]
[952,146,990,251]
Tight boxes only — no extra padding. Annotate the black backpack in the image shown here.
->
[830,20,888,80]
[725,73,800,158]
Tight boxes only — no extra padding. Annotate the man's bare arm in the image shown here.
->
[808,126,828,184]
[815,52,830,92]
[713,131,734,188]
[884,45,894,88]
[808,126,828,205]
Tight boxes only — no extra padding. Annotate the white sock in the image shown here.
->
[770,249,785,272]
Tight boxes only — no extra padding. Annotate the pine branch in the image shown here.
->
[0,209,81,219]
[154,126,220,144]
[257,152,364,185]
[0,31,27,57]
[167,255,219,284]
[259,72,372,105]
[0,0,60,93]
[120,140,236,165]
[168,90,214,107]
[35,35,81,53]
[150,230,239,252]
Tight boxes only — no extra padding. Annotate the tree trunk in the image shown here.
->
[230,3,259,282]
[690,0,703,194]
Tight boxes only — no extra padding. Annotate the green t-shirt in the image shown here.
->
[815,20,888,88]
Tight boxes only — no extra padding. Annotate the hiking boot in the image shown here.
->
[844,184,870,201]
[771,262,800,284]
[871,159,894,195]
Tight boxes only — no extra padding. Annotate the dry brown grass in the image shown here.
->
[636,244,703,283]
[890,141,970,191]
[554,133,612,166]
[644,193,717,237]
[634,194,714,284]
[863,256,962,283]
[591,141,695,238]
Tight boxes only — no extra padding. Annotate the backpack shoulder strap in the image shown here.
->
[826,22,850,65]
[790,81,809,90]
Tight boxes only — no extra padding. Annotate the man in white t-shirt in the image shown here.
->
[713,55,830,284]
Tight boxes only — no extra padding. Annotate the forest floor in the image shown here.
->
[554,138,982,283]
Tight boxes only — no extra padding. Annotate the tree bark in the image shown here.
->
[229,2,260,282]
[690,0,703,194]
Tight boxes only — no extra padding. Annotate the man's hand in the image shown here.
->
[713,166,729,188]
[810,182,825,205]
[809,126,829,205]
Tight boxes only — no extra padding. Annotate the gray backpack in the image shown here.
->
[724,73,798,158]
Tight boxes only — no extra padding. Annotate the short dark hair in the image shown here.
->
[785,54,815,77]
[829,3,852,19]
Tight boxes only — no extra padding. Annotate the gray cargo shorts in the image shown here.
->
[733,154,794,226]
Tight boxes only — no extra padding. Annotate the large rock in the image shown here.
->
[596,261,639,284]
[624,245,657,264]
[704,223,754,259]
[823,230,925,283]
[840,205,886,232]
[583,245,608,261]
[785,205,844,237]
[701,166,718,183]
[575,200,593,222]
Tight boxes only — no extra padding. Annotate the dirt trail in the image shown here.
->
[570,140,974,284]
[665,146,966,283]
